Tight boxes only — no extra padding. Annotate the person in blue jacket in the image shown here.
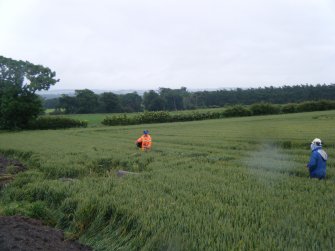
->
[307,138,328,179]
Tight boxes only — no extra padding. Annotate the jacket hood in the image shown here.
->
[317,149,328,161]
[311,145,322,152]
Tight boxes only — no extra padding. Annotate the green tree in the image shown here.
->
[98,92,121,113]
[143,90,165,111]
[159,87,188,111]
[0,55,59,129]
[58,94,77,114]
[75,89,98,114]
[119,92,142,112]
[42,97,59,109]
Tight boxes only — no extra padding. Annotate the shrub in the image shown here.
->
[101,100,335,126]
[296,101,318,112]
[138,111,171,124]
[101,110,225,126]
[250,103,280,115]
[102,114,133,126]
[281,103,297,113]
[28,116,88,130]
[296,100,335,112]
[224,105,251,117]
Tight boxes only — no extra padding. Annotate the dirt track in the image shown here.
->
[0,155,92,251]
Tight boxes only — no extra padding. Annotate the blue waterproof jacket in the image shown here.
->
[307,146,327,179]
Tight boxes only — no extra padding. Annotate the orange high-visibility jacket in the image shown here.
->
[136,134,152,149]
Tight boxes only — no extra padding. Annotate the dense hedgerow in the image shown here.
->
[250,102,281,115]
[296,100,335,112]
[102,100,335,126]
[224,105,252,117]
[281,103,297,113]
[101,110,227,126]
[137,111,171,124]
[28,116,88,130]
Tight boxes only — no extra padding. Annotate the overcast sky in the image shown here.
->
[1,0,335,91]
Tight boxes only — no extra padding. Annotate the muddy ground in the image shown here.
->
[0,155,92,251]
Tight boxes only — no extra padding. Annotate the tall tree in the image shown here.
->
[143,90,165,111]
[119,92,143,112]
[0,55,59,129]
[58,94,77,114]
[74,89,99,114]
[98,92,121,113]
[159,87,188,111]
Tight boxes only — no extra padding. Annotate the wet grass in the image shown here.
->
[0,110,335,250]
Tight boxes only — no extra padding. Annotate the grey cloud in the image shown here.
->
[1,0,334,90]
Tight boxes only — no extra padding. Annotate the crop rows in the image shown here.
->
[0,110,334,250]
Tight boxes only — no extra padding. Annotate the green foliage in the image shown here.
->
[98,92,120,113]
[280,100,335,114]
[138,111,171,123]
[102,100,335,127]
[42,97,60,109]
[75,89,99,114]
[281,103,297,113]
[143,90,165,111]
[0,91,44,129]
[1,111,335,250]
[58,94,77,114]
[57,91,143,114]
[250,102,281,115]
[223,105,252,117]
[0,149,33,162]
[28,116,88,130]
[57,89,99,114]
[3,201,58,226]
[158,87,188,111]
[191,84,335,108]
[58,197,78,230]
[0,55,59,129]
[27,201,57,225]
[102,110,225,126]
[296,100,335,112]
[101,114,134,126]
[119,92,143,113]
[44,84,335,115]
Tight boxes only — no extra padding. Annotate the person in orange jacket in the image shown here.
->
[136,130,152,151]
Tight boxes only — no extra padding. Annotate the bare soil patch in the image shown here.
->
[0,216,92,251]
[0,155,93,251]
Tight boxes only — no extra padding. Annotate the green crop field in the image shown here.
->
[1,110,334,250]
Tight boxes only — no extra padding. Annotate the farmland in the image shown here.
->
[0,110,334,250]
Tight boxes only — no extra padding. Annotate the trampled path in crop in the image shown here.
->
[0,110,334,250]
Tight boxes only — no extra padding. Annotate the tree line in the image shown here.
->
[50,90,142,114]
[2,54,335,130]
[45,84,335,114]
